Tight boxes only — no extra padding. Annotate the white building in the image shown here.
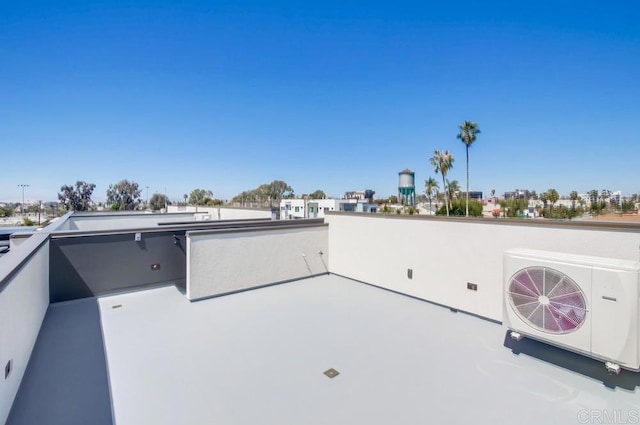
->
[281,198,377,219]
[612,191,622,207]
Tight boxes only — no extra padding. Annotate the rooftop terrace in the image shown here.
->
[2,211,640,424]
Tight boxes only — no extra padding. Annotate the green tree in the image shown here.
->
[231,181,294,208]
[106,179,142,211]
[430,149,454,216]
[424,177,439,214]
[149,193,170,211]
[202,197,224,206]
[547,188,559,211]
[539,192,549,209]
[446,179,460,208]
[437,199,483,217]
[621,199,636,213]
[388,195,399,204]
[569,190,579,211]
[548,204,582,220]
[529,190,538,200]
[600,190,613,212]
[231,191,252,207]
[309,189,327,199]
[265,180,294,205]
[58,180,96,211]
[456,120,481,217]
[189,189,213,205]
[499,198,529,218]
[0,206,14,217]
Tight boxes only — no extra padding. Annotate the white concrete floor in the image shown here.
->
[98,275,640,425]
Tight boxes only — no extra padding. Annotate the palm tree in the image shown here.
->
[456,121,481,217]
[569,190,579,211]
[446,179,460,210]
[424,177,439,215]
[430,149,454,216]
[539,192,548,215]
[547,188,559,212]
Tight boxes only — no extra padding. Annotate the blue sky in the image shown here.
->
[1,1,638,202]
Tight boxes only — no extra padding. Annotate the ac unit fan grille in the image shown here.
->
[507,266,587,334]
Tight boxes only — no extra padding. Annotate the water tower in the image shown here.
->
[398,169,416,206]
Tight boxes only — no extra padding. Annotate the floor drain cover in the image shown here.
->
[324,368,340,378]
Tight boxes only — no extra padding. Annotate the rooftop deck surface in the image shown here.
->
[8,274,640,424]
[95,274,640,425]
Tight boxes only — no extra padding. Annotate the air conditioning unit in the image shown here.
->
[504,248,640,373]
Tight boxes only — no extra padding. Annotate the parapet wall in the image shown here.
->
[325,213,640,321]
[186,224,328,300]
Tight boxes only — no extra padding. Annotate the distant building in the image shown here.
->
[504,190,530,200]
[281,198,377,219]
[339,199,378,214]
[611,191,622,207]
[461,191,483,201]
[343,191,366,200]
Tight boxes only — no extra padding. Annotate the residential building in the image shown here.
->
[281,198,377,219]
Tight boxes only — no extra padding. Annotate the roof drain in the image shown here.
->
[323,368,340,378]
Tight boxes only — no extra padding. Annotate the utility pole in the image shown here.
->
[145,186,150,209]
[18,184,29,217]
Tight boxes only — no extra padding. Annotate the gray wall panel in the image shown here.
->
[50,231,186,303]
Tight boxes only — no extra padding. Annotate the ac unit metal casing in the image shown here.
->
[504,248,640,371]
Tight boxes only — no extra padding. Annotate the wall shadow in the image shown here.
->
[7,298,113,425]
[50,231,187,303]
[504,332,640,391]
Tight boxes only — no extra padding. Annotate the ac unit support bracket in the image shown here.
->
[605,362,621,375]
[509,331,523,341]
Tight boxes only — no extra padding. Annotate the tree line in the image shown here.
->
[230,180,295,207]
[58,180,221,212]
[56,179,300,212]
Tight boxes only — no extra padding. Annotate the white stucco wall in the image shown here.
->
[62,209,271,232]
[67,213,196,231]
[186,225,328,300]
[325,214,640,321]
[167,206,271,220]
[0,238,49,424]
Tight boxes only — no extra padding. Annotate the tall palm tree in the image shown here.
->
[430,149,454,216]
[424,177,439,215]
[456,121,481,217]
